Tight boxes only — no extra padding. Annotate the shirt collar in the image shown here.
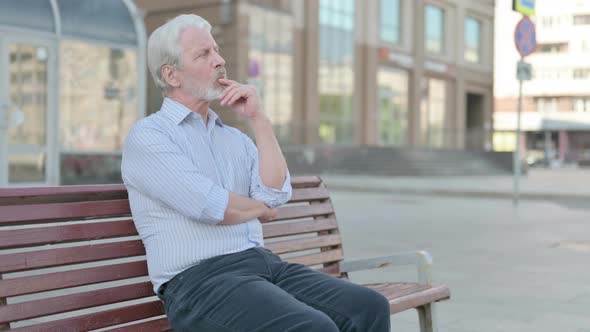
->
[161,97,224,127]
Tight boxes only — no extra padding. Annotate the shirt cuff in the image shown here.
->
[202,184,229,224]
[252,172,292,208]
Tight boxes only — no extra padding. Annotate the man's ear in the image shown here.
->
[161,64,181,89]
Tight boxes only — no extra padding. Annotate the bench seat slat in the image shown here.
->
[0,261,147,298]
[0,220,138,250]
[0,282,154,324]
[287,249,343,266]
[0,240,145,274]
[372,283,429,300]
[10,301,164,332]
[273,203,334,221]
[365,283,451,314]
[266,235,342,254]
[262,218,338,238]
[0,200,131,226]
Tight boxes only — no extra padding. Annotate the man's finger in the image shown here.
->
[218,78,239,86]
[226,87,251,106]
[221,87,244,106]
[219,84,240,102]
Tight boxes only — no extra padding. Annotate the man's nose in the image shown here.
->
[213,52,225,68]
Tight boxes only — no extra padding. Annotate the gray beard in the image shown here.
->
[191,85,223,101]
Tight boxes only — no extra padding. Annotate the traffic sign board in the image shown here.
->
[516,60,532,81]
[514,16,536,58]
[513,0,535,17]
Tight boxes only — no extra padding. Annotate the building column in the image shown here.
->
[409,0,425,147]
[355,0,379,145]
[559,130,569,161]
[302,0,320,144]
[544,130,553,164]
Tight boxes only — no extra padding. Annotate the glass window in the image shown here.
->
[536,97,557,113]
[464,17,481,63]
[0,0,55,32]
[319,0,355,144]
[380,0,401,44]
[57,0,136,44]
[542,16,553,28]
[573,14,590,25]
[60,40,138,152]
[60,153,122,185]
[538,42,568,53]
[9,153,46,183]
[573,68,590,79]
[573,98,590,113]
[574,98,585,112]
[8,43,49,147]
[247,5,294,144]
[425,4,444,54]
[377,68,409,146]
[420,78,446,147]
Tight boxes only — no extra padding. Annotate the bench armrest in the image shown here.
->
[339,251,433,285]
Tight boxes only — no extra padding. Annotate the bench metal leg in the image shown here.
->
[417,303,438,332]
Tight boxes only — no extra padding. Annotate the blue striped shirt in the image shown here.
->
[121,97,292,293]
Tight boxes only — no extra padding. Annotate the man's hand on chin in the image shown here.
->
[218,78,262,119]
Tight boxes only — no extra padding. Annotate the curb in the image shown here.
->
[325,184,590,202]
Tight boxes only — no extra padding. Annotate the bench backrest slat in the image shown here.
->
[262,217,338,238]
[0,200,131,225]
[288,249,343,266]
[273,202,334,220]
[266,234,342,254]
[108,316,170,332]
[0,261,148,298]
[289,187,331,202]
[0,219,137,250]
[9,301,166,332]
[0,282,153,325]
[0,240,145,273]
[0,176,344,330]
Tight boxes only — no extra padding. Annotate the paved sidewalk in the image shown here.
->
[331,190,590,332]
[322,168,590,202]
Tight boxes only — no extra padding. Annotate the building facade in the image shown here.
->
[0,0,496,187]
[137,0,495,149]
[494,0,590,165]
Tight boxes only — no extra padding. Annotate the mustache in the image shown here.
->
[215,67,227,80]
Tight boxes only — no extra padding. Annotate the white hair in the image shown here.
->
[147,14,212,94]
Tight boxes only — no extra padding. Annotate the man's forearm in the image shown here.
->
[220,192,267,225]
[249,114,288,190]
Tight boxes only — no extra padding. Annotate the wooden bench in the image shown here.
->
[0,176,450,331]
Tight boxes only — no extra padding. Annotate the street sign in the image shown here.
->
[514,16,536,58]
[516,60,532,81]
[513,0,535,17]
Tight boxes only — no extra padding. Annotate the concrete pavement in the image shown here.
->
[322,168,590,204]
[330,189,590,332]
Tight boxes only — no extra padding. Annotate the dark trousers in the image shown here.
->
[158,247,391,332]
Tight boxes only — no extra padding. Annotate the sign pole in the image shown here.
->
[512,11,536,206]
[514,60,524,206]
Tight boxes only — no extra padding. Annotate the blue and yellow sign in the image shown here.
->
[512,0,535,17]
